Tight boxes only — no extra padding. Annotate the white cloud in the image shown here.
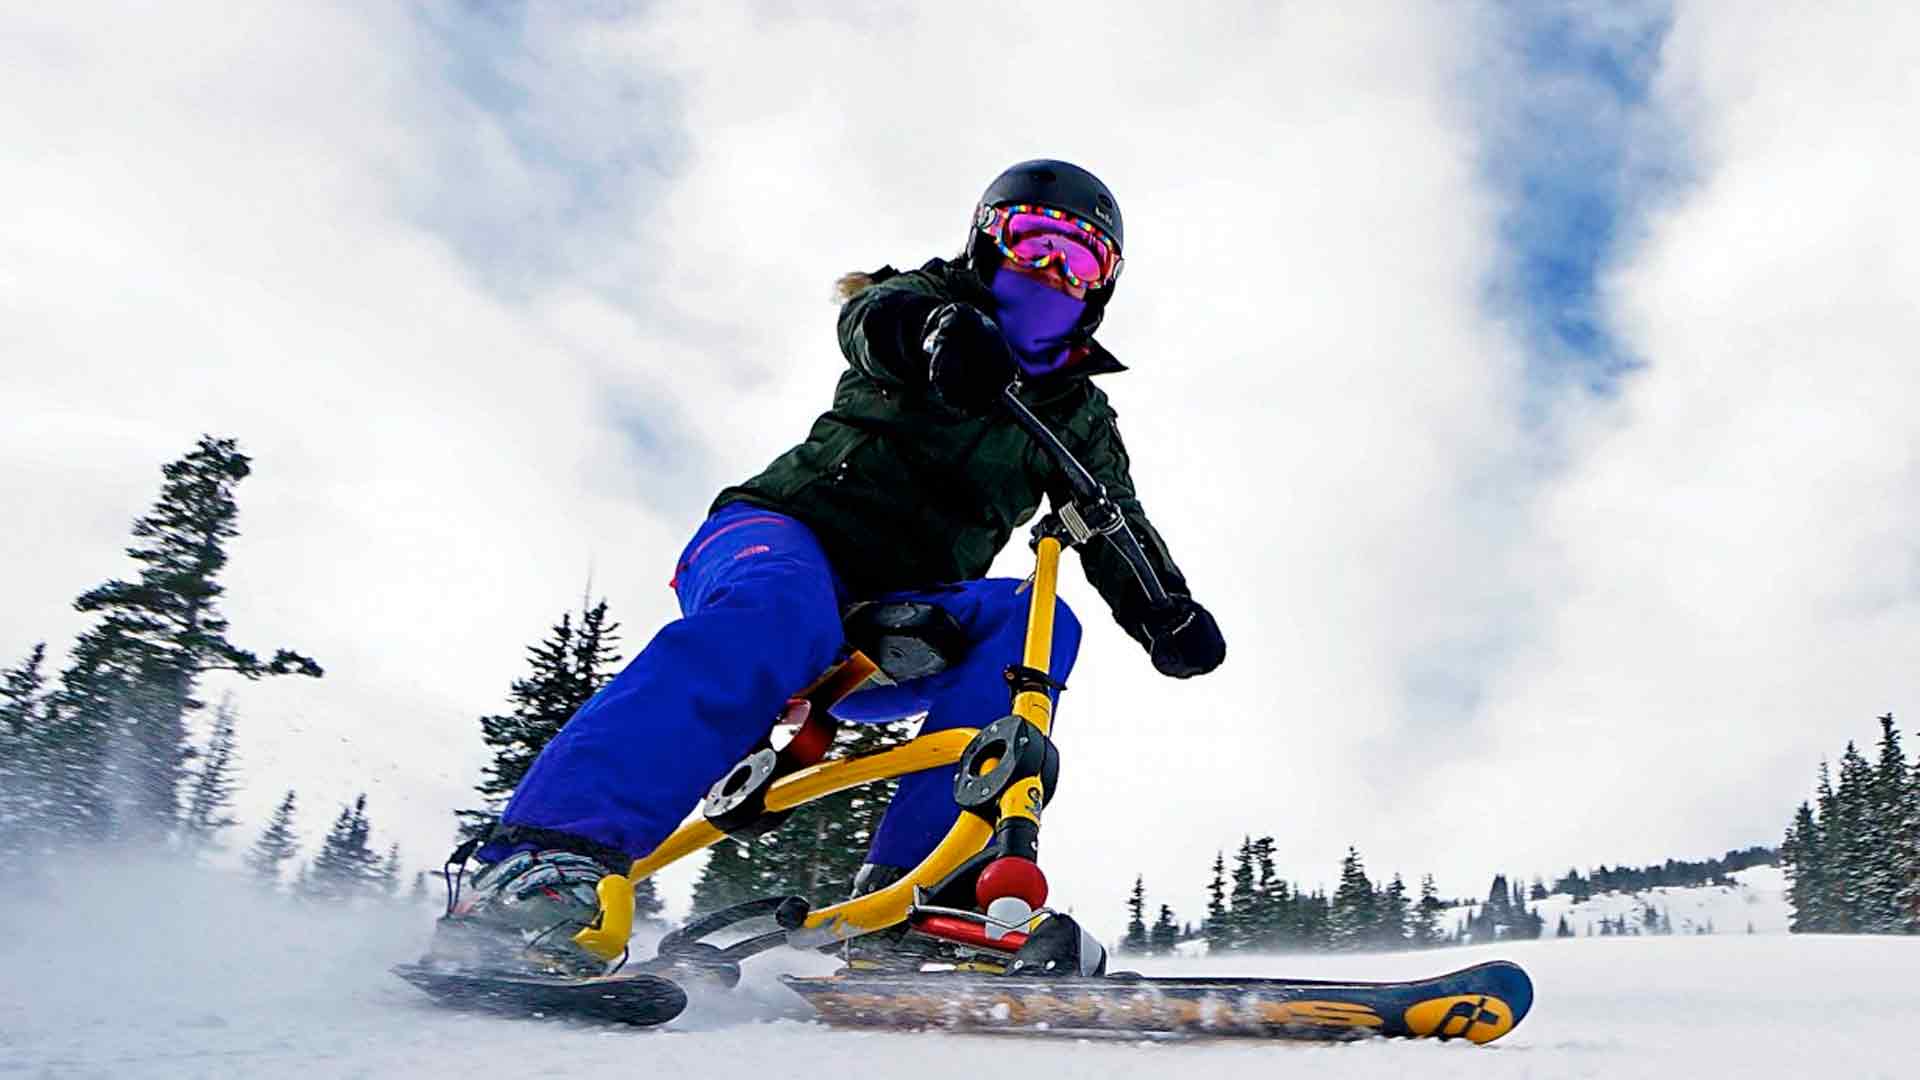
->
[1430,2,1920,878]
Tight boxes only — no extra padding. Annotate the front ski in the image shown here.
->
[783,959,1531,1044]
[393,964,688,1026]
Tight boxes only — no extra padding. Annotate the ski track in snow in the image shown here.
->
[2,862,1913,1079]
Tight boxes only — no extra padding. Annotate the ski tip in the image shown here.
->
[1399,960,1533,1044]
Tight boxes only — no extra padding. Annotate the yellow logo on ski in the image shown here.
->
[1402,994,1516,1044]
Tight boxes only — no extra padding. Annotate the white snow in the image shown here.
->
[2,859,1912,1079]
[1444,865,1794,939]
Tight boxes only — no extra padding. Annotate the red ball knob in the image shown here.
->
[975,856,1049,909]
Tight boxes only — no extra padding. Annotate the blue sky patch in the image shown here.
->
[1472,1,1685,398]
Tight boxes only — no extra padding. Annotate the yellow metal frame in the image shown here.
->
[575,536,1066,960]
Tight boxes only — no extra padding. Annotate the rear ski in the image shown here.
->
[782,958,1532,1044]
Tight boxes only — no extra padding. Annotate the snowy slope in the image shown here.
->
[1444,865,1793,939]
[2,859,1912,1079]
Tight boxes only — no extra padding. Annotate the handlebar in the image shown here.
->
[999,385,1172,610]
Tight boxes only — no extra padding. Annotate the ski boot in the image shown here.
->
[1005,910,1107,977]
[423,848,617,978]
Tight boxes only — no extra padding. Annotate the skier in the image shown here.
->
[434,159,1226,976]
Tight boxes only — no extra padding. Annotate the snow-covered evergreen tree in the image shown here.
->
[245,790,300,886]
[1227,838,1257,950]
[465,597,622,837]
[376,843,402,898]
[179,695,241,852]
[1328,847,1376,951]
[690,836,757,916]
[0,644,51,863]
[1781,799,1827,932]
[1832,742,1874,931]
[304,794,379,902]
[1204,850,1229,954]
[1122,875,1149,954]
[1410,873,1444,947]
[65,436,320,842]
[1898,742,1920,932]
[1248,836,1281,949]
[1864,714,1911,931]
[1376,873,1410,950]
[1148,903,1179,955]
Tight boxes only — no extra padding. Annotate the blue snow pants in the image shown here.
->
[481,502,1082,874]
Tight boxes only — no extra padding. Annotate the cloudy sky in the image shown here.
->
[4,2,1916,937]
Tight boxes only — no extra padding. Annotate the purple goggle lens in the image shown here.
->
[978,204,1122,289]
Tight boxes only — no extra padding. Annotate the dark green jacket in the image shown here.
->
[713,258,1188,639]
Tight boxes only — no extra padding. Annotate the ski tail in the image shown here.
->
[782,959,1532,1044]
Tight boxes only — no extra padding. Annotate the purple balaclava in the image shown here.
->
[989,269,1086,376]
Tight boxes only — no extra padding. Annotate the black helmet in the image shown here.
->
[966,159,1124,336]
[978,159,1123,249]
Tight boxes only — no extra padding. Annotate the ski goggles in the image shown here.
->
[975,203,1123,289]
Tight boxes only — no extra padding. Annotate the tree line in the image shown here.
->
[1780,713,1920,934]
[1122,844,1453,955]
[1119,840,1783,955]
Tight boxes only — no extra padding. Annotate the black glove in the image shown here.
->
[1138,597,1225,679]
[922,303,1016,414]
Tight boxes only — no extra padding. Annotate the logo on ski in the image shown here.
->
[1403,993,1515,1044]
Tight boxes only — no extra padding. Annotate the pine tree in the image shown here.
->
[61,436,321,841]
[0,644,51,861]
[1864,714,1910,932]
[1247,836,1280,949]
[465,598,622,836]
[1227,838,1257,951]
[1204,851,1230,954]
[1781,799,1827,932]
[1813,759,1840,929]
[40,623,142,843]
[1149,903,1179,955]
[1377,873,1410,950]
[376,843,403,898]
[1487,874,1512,919]
[1297,888,1331,951]
[245,790,300,886]
[1832,742,1874,931]
[1263,876,1294,952]
[1899,740,1920,932]
[690,837,758,916]
[1329,847,1376,951]
[305,794,379,902]
[411,871,431,906]
[1410,873,1444,947]
[179,695,241,852]
[1122,875,1149,954]
[1556,913,1574,938]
